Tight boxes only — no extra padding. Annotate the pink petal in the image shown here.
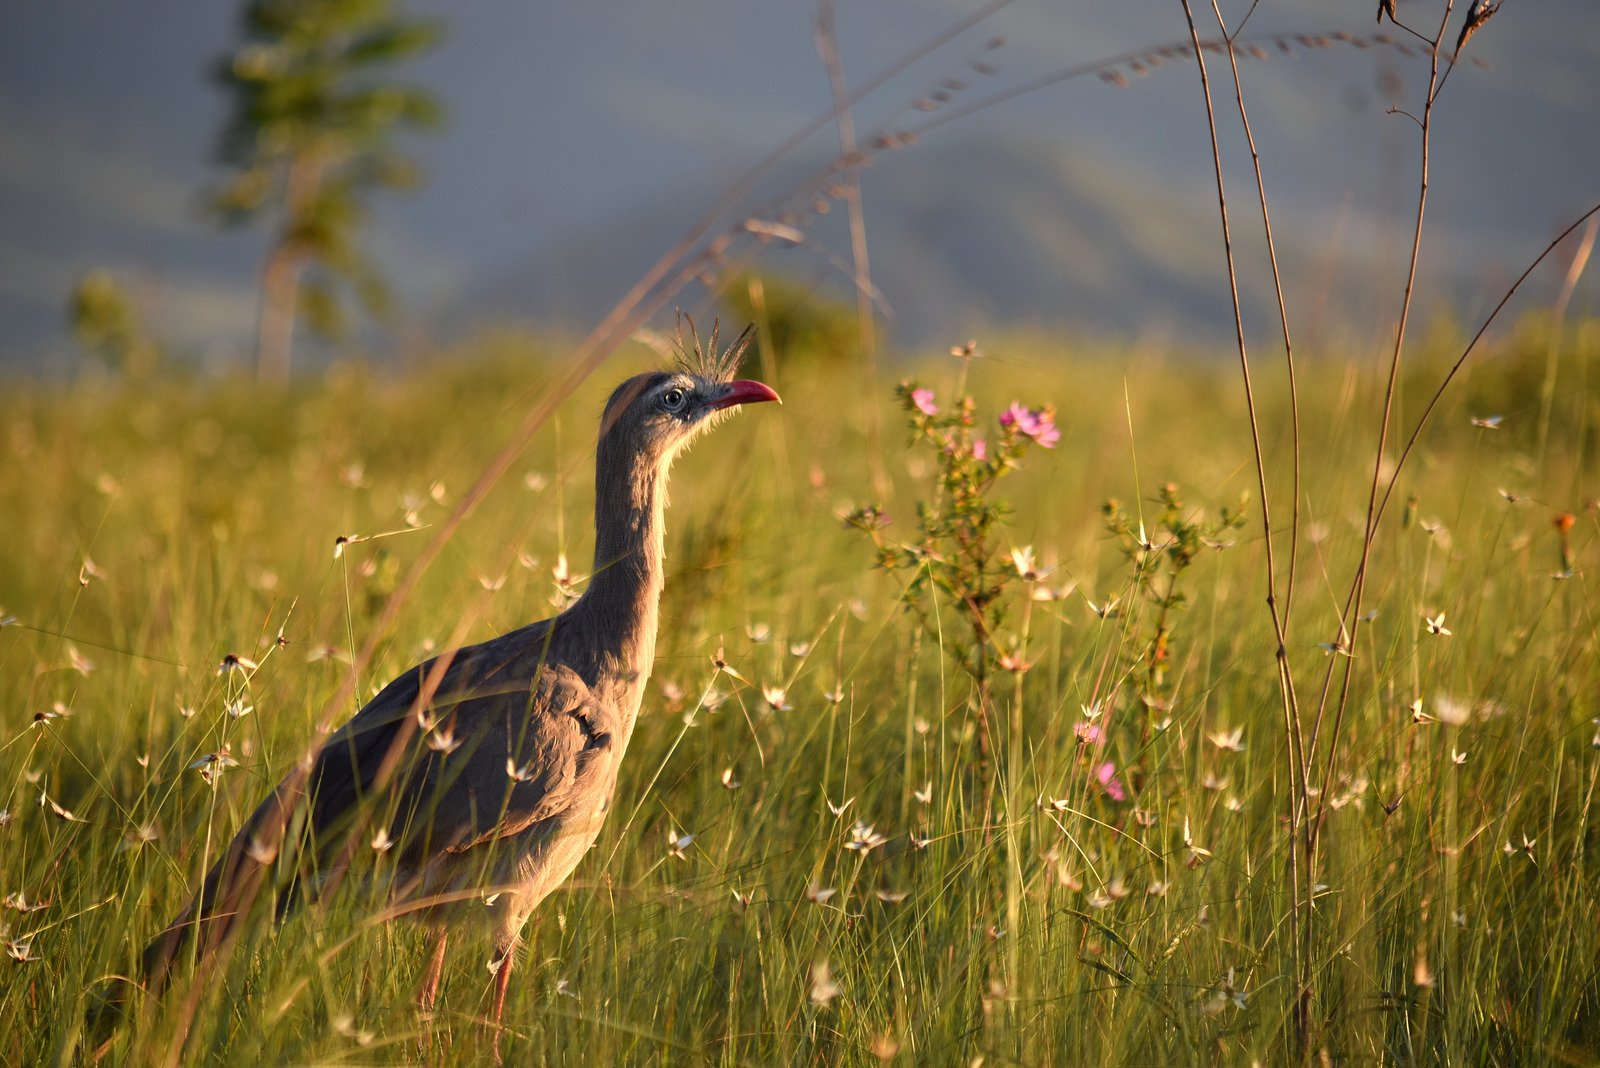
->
[911,388,938,416]
[1096,761,1126,802]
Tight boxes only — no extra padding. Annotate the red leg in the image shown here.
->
[417,929,448,1062]
[490,945,515,1065]
[419,929,449,1015]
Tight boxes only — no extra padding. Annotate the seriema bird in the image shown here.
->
[118,325,778,1055]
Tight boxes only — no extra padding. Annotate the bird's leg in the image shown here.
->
[488,941,516,1065]
[419,929,449,1015]
[416,929,448,1062]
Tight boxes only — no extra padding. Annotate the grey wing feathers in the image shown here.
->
[297,629,616,867]
[424,665,616,856]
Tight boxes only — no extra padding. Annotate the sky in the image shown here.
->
[1,0,1596,370]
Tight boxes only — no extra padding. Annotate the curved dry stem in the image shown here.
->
[1178,0,1310,1042]
[814,0,887,497]
[1306,2,1455,851]
[1375,202,1600,541]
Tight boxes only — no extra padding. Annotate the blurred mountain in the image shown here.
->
[466,129,1542,355]
[2,1,1596,369]
[469,133,1220,349]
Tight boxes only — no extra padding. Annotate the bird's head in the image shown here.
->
[598,321,779,464]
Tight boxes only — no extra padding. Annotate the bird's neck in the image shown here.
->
[577,440,669,673]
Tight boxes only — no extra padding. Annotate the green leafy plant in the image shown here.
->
[1102,483,1248,713]
[847,350,1059,773]
[210,0,445,382]
[68,270,162,377]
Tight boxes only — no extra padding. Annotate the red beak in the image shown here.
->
[709,379,781,411]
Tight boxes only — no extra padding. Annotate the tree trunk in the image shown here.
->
[255,154,322,383]
[256,246,300,384]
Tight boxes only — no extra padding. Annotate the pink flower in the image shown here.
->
[1073,721,1101,744]
[1095,761,1126,802]
[911,388,938,416]
[944,434,989,461]
[999,403,1059,449]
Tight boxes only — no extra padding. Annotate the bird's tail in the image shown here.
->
[85,787,301,1051]
[141,838,275,993]
[81,842,269,1054]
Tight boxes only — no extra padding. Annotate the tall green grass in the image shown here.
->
[1,321,1597,1064]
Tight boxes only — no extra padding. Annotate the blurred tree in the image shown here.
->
[723,273,858,375]
[210,0,444,382]
[69,269,160,376]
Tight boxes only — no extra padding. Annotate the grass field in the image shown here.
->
[2,320,1598,1064]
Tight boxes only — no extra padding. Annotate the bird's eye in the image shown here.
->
[661,387,687,412]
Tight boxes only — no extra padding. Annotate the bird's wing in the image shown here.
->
[296,646,476,839]
[295,622,618,866]
[393,658,619,862]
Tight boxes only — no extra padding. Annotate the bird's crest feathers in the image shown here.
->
[672,313,754,384]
